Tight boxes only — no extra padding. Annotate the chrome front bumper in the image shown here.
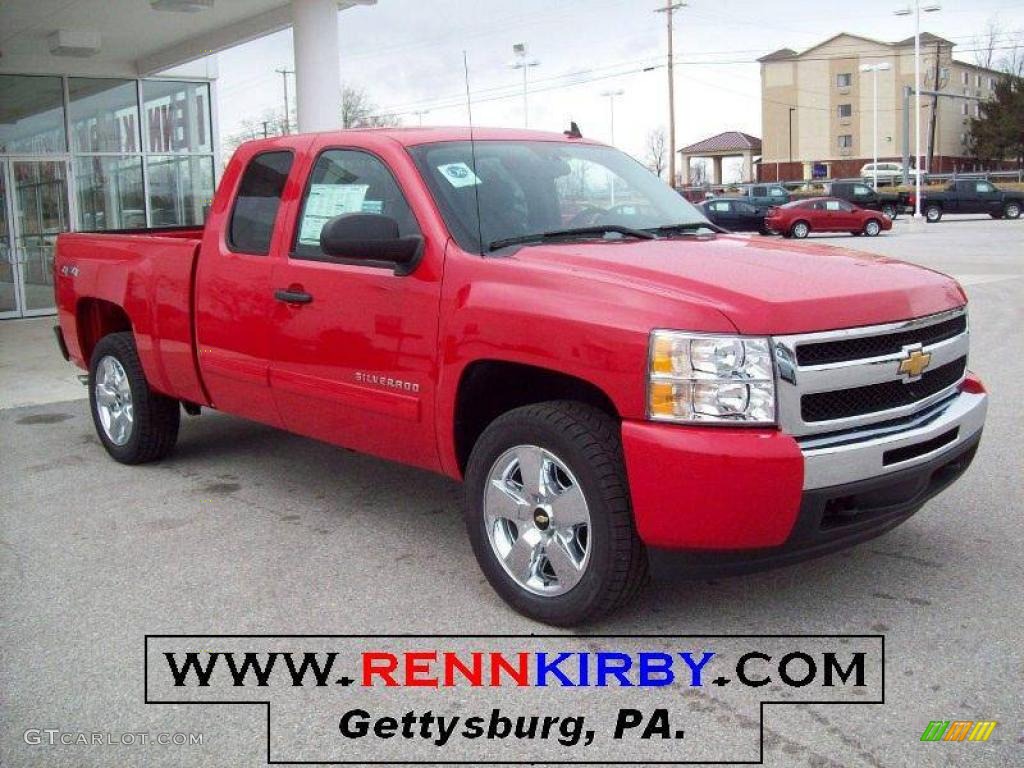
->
[798,389,987,490]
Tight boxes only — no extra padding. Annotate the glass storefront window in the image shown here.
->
[69,79,141,154]
[74,156,146,231]
[0,75,67,154]
[146,155,215,227]
[143,81,212,154]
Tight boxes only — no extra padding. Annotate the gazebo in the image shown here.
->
[679,131,762,185]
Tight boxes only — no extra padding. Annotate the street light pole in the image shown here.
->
[509,43,540,128]
[860,62,892,190]
[600,89,624,145]
[895,1,941,218]
[655,2,686,188]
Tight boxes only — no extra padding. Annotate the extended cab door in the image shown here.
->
[970,180,1002,214]
[194,145,303,426]
[267,140,444,472]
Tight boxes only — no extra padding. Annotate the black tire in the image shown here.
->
[89,332,180,464]
[881,204,897,219]
[925,204,943,223]
[464,401,648,626]
[790,220,810,239]
[863,219,882,237]
[1004,201,1021,220]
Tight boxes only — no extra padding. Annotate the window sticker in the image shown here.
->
[437,162,481,188]
[298,183,369,245]
[361,200,384,214]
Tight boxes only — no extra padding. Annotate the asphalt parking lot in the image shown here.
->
[1,215,1022,767]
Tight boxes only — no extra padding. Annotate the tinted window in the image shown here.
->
[294,149,419,259]
[853,185,871,196]
[735,202,755,214]
[229,151,294,255]
[751,186,766,196]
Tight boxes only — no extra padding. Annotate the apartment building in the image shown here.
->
[758,32,1003,182]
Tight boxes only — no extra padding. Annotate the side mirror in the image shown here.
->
[319,213,423,275]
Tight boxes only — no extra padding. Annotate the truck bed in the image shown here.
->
[54,227,208,406]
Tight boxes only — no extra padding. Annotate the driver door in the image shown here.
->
[267,144,444,471]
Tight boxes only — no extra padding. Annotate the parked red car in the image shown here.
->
[765,197,893,239]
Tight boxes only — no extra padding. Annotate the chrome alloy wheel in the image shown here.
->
[865,220,881,236]
[484,445,591,596]
[95,355,134,446]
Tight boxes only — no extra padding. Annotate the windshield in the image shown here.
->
[407,140,708,252]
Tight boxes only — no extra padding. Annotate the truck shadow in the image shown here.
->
[166,410,961,632]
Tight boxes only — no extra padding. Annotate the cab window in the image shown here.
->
[769,187,787,197]
[229,151,294,255]
[751,186,766,197]
[710,201,731,212]
[975,181,995,193]
[853,185,871,196]
[293,149,420,260]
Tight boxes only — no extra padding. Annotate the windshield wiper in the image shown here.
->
[648,221,724,236]
[488,225,656,252]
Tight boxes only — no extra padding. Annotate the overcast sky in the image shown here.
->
[215,0,1024,179]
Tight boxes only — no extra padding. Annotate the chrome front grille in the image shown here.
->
[773,308,970,437]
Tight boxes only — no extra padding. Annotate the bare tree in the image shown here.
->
[223,108,290,155]
[645,128,668,179]
[1000,29,1024,77]
[689,159,708,187]
[341,85,402,129]
[973,16,1001,69]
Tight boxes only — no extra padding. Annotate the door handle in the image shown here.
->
[274,288,313,305]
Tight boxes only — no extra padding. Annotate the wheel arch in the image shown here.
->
[452,360,620,476]
[76,298,133,364]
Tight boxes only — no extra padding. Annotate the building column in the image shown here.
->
[680,153,691,185]
[292,0,341,133]
[712,156,723,185]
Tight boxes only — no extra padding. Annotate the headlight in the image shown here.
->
[648,331,776,424]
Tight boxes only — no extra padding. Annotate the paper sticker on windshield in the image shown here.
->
[438,162,481,188]
[298,183,369,245]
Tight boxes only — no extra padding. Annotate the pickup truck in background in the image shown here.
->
[912,179,1024,222]
[721,183,791,215]
[54,127,987,625]
[829,180,908,219]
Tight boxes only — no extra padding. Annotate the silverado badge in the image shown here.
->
[898,345,932,381]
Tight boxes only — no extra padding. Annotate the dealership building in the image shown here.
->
[1,0,367,319]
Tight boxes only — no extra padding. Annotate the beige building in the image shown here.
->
[758,32,1003,182]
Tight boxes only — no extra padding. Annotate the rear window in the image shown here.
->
[229,151,294,255]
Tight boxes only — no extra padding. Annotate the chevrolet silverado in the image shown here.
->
[54,128,987,625]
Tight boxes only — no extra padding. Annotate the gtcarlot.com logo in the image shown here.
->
[920,720,997,742]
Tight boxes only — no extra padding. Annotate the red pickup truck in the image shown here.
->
[54,128,987,625]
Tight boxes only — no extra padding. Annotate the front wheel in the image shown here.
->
[464,402,648,626]
[925,204,943,223]
[1004,201,1021,220]
[89,332,180,464]
[863,219,882,237]
[881,204,897,219]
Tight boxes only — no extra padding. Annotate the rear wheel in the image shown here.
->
[863,219,882,237]
[1004,201,1021,220]
[89,332,180,464]
[790,220,810,239]
[464,401,648,626]
[925,204,943,223]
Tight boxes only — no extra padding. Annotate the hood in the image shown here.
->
[513,235,965,335]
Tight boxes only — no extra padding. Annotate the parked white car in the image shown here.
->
[860,162,924,185]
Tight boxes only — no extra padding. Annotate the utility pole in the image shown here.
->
[927,40,942,172]
[655,2,685,188]
[275,68,294,135]
[262,121,269,139]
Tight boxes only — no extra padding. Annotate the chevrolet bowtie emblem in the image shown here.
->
[898,347,932,380]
